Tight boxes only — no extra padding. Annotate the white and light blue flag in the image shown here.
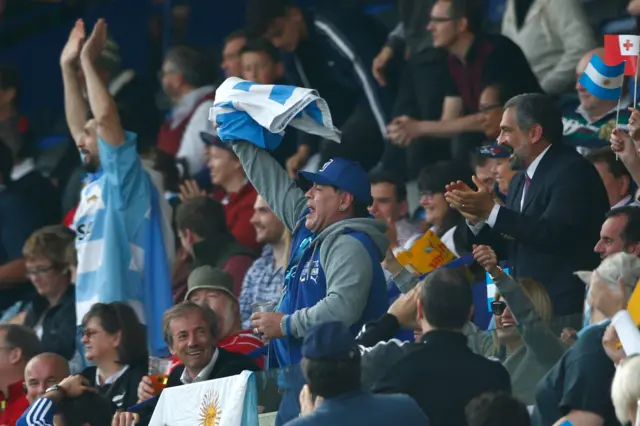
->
[149,370,258,426]
[209,77,340,149]
[579,54,625,101]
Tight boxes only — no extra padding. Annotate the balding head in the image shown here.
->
[576,48,617,114]
[576,48,606,76]
[24,353,70,404]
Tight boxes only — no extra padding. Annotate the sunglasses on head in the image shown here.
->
[491,300,506,316]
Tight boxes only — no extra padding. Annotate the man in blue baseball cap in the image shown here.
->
[283,321,429,426]
[476,144,517,199]
[229,140,388,377]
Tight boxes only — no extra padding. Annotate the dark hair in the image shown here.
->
[606,206,640,247]
[334,187,371,218]
[175,197,230,240]
[369,170,407,203]
[152,149,181,193]
[245,0,294,37]
[0,138,13,184]
[225,29,248,45]
[418,161,471,237]
[162,302,218,347]
[465,392,531,426]
[443,0,484,35]
[240,38,281,64]
[301,354,361,398]
[418,160,472,194]
[469,152,489,170]
[82,303,148,367]
[164,46,211,88]
[483,81,525,106]
[58,391,113,426]
[420,268,472,329]
[0,324,42,363]
[0,64,20,105]
[586,147,632,180]
[503,93,563,145]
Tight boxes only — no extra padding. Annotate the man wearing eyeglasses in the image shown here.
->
[0,325,42,426]
[387,0,542,162]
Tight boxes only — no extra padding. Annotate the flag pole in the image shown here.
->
[635,54,639,108]
[616,95,622,161]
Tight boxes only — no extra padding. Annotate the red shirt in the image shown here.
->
[169,330,264,371]
[212,184,261,252]
[0,380,28,426]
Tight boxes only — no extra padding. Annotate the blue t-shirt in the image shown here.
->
[72,132,152,324]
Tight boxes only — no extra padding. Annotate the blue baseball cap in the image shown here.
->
[476,144,512,159]
[302,321,358,361]
[298,158,372,206]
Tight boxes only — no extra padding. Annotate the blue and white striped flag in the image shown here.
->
[209,77,341,149]
[579,54,626,101]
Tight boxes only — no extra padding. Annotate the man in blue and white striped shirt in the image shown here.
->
[17,375,112,426]
[61,18,173,358]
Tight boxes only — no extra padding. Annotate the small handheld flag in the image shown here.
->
[578,54,625,101]
[605,34,640,76]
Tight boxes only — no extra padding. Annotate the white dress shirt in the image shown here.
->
[180,348,219,385]
[468,145,552,234]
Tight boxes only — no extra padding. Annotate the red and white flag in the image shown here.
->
[605,34,640,76]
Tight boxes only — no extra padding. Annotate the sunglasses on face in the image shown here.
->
[491,300,506,316]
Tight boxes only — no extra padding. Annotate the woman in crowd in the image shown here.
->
[402,160,473,256]
[80,302,148,412]
[471,245,567,405]
[22,225,77,360]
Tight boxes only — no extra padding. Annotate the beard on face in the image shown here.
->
[81,152,100,174]
[508,153,525,171]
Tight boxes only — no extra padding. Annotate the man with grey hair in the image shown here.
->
[446,93,610,331]
[534,252,640,426]
[0,324,42,426]
[157,46,216,176]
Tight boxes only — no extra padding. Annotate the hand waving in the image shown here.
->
[80,19,108,65]
[60,19,85,67]
[472,244,499,277]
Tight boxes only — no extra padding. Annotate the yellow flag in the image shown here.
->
[395,230,456,274]
[627,278,640,325]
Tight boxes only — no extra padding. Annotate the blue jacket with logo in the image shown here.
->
[231,141,389,368]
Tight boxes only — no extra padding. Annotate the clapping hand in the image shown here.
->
[628,107,640,141]
[80,19,108,65]
[444,176,495,223]
[60,19,85,67]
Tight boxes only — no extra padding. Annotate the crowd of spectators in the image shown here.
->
[5,0,640,426]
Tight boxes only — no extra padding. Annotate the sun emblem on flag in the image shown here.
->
[199,390,222,426]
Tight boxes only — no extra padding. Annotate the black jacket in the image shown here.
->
[282,9,392,141]
[165,347,260,387]
[138,348,259,426]
[81,363,147,413]
[372,330,511,426]
[24,285,76,360]
[466,143,609,315]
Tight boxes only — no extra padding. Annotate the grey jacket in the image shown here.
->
[232,141,389,338]
[465,274,567,405]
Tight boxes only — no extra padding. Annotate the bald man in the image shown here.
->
[562,47,631,155]
[24,353,70,404]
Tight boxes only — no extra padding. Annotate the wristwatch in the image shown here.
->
[44,384,66,396]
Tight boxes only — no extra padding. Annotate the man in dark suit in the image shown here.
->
[114,302,259,426]
[372,268,512,426]
[445,93,609,329]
